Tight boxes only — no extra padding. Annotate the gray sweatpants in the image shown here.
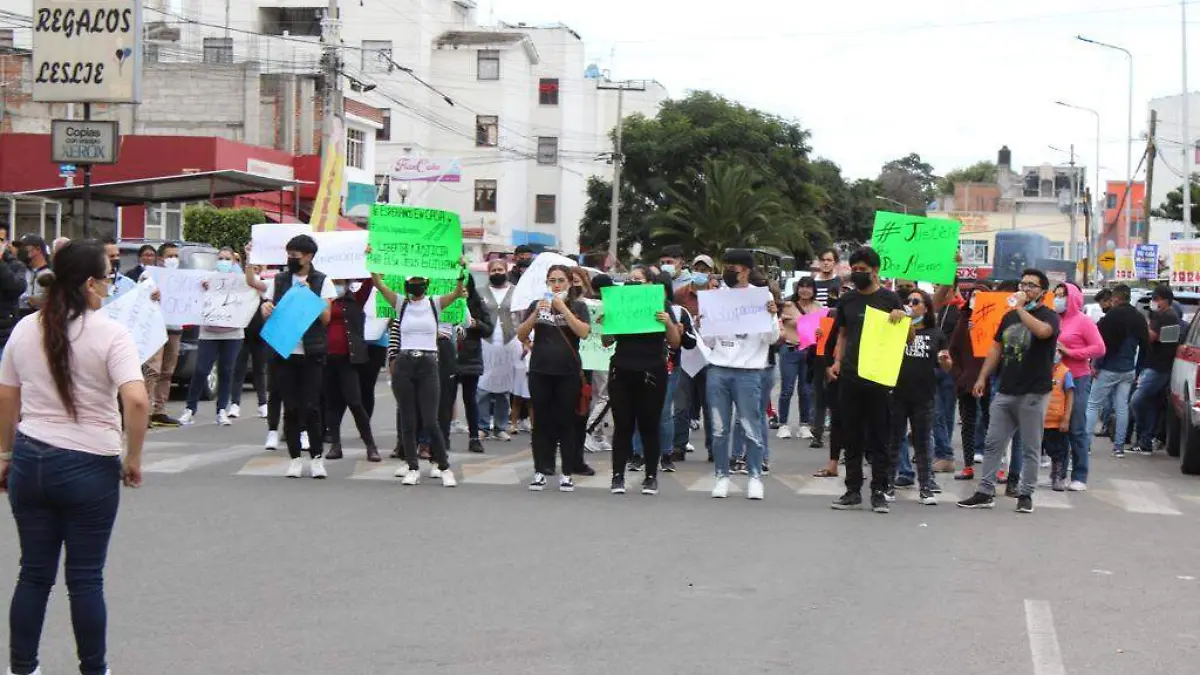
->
[978,392,1050,497]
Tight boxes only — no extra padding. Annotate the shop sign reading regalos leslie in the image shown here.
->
[32,0,143,103]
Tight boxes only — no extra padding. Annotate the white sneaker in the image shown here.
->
[798,424,814,440]
[285,458,304,478]
[394,464,412,478]
[518,419,532,433]
[584,435,604,453]
[300,431,310,451]
[430,466,443,479]
[450,420,470,434]
[264,430,280,450]
[776,426,793,439]
[711,476,731,499]
[228,403,241,418]
[1067,480,1088,492]
[1039,455,1051,468]
[685,442,696,452]
[441,469,458,487]
[216,409,232,426]
[747,477,765,500]
[559,475,575,492]
[401,470,420,486]
[178,409,194,425]
[310,456,327,479]
[974,453,984,464]
[601,440,613,453]
[495,430,512,442]
[257,404,268,418]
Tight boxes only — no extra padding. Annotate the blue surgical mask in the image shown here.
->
[662,264,676,276]
[216,260,233,273]
[333,283,346,296]
[1024,300,1041,311]
[692,272,708,286]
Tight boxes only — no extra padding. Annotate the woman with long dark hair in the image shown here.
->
[455,275,494,454]
[321,277,380,462]
[517,264,590,492]
[1,240,149,675]
[777,276,820,440]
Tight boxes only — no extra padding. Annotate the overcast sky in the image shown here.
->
[486,0,1198,192]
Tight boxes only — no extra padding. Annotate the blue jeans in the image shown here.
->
[933,369,956,460]
[1132,369,1172,449]
[476,389,511,432]
[1086,369,1136,455]
[733,367,773,463]
[1067,374,1091,483]
[185,338,242,413]
[777,346,811,425]
[8,434,121,675]
[708,366,765,478]
[634,365,681,457]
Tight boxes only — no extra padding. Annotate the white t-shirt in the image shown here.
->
[397,298,439,352]
[489,286,512,344]
[264,274,337,355]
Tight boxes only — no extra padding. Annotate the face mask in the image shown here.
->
[850,271,872,290]
[333,283,346,296]
[162,257,180,269]
[286,258,303,274]
[1024,298,1041,311]
[1053,297,1067,314]
[489,273,507,287]
[553,290,569,301]
[661,264,676,276]
[516,258,531,269]
[692,272,708,287]
[216,260,234,274]
[722,269,740,287]
[110,259,121,274]
[17,249,29,264]
[626,279,643,286]
[904,305,914,316]
[912,314,924,325]
[405,281,427,298]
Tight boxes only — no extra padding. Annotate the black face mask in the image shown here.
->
[515,258,531,269]
[850,271,872,290]
[722,270,740,287]
[17,249,30,264]
[489,273,507,287]
[405,281,428,298]
[286,258,303,274]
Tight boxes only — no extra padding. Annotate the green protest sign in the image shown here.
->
[579,298,613,371]
[870,211,961,285]
[366,204,462,279]
[601,284,665,335]
[374,276,465,325]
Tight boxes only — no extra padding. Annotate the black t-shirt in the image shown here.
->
[525,299,590,376]
[994,305,1062,396]
[1149,310,1182,372]
[833,287,903,376]
[895,325,947,402]
[814,277,840,308]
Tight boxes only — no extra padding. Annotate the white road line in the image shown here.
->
[686,475,744,494]
[1024,599,1067,675]
[1110,479,1182,515]
[143,445,265,473]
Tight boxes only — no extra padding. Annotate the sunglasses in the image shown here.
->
[907,298,923,307]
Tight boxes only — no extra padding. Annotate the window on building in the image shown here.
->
[476,115,498,147]
[959,239,989,265]
[537,137,558,165]
[539,78,559,105]
[144,202,193,242]
[1049,241,1065,260]
[203,37,233,64]
[260,7,325,36]
[477,49,500,80]
[346,128,365,169]
[535,194,556,224]
[1106,193,1118,209]
[474,180,498,212]
[377,110,391,141]
[362,40,393,73]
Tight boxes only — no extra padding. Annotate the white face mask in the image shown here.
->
[162,257,180,269]
[553,290,569,301]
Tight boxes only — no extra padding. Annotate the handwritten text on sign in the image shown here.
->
[366,204,462,278]
[201,273,261,328]
[601,284,665,335]
[871,211,961,285]
[143,267,207,326]
[697,286,774,337]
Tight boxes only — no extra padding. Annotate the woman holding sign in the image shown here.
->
[517,264,590,492]
[179,247,246,428]
[777,276,822,441]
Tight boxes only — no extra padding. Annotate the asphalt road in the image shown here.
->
[3,385,1200,675]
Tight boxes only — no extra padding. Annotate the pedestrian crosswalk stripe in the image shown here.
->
[686,475,744,494]
[235,455,293,477]
[776,473,844,496]
[143,445,264,474]
[1110,479,1182,515]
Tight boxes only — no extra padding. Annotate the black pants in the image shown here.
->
[890,395,934,489]
[459,374,481,438]
[610,365,668,479]
[266,358,283,431]
[392,353,449,471]
[323,354,376,447]
[839,373,891,494]
[958,389,990,467]
[275,354,324,459]
[811,360,830,442]
[1043,429,1069,481]
[232,334,269,407]
[528,372,583,476]
[359,345,387,419]
[825,377,844,462]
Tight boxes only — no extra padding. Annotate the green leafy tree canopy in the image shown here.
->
[937,160,997,196]
[877,153,938,214]
[183,205,264,253]
[1151,176,1200,227]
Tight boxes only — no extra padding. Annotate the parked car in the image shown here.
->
[1162,294,1200,474]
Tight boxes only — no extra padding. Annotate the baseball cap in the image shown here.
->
[18,234,46,251]
[691,254,715,269]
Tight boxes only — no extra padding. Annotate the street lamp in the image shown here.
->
[1056,100,1101,268]
[873,194,908,214]
[1077,35,1135,243]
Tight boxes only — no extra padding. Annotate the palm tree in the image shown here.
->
[649,159,828,256]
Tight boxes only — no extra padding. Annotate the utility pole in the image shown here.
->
[596,79,646,262]
[1145,110,1157,240]
[1182,0,1192,234]
[1068,144,1077,259]
[322,0,342,167]
[1083,188,1092,286]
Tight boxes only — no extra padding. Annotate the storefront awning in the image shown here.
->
[18,170,309,206]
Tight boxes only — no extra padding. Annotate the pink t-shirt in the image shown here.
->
[0,311,143,456]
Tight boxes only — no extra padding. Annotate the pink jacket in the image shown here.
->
[1057,283,1105,378]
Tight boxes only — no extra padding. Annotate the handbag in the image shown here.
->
[550,308,592,416]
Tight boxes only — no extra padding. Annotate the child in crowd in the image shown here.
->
[1041,354,1075,492]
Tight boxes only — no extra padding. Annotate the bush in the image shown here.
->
[182,205,264,253]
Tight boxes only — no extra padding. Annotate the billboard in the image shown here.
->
[33,1,143,103]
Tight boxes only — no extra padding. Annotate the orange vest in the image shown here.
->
[1043,363,1071,429]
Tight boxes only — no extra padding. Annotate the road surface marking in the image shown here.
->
[143,445,266,473]
[686,475,743,494]
[1110,479,1182,515]
[1024,599,1067,675]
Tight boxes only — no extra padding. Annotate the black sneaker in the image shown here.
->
[809,437,824,449]
[641,477,658,495]
[661,457,677,473]
[150,412,181,427]
[575,463,596,477]
[628,458,644,472]
[1016,495,1034,513]
[610,475,626,494]
[870,491,890,513]
[732,457,748,475]
[761,461,770,476]
[918,488,938,505]
[831,491,862,510]
[957,492,995,509]
[1113,446,1126,458]
[468,439,485,454]
[894,475,915,488]
[883,487,896,503]
[928,479,943,494]
[1005,481,1019,498]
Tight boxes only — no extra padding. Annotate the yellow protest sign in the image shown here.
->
[858,305,911,388]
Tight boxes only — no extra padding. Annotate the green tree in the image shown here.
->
[1151,176,1200,227]
[182,205,264,252]
[877,153,938,213]
[809,158,879,246]
[937,160,997,196]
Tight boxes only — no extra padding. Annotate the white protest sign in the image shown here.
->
[250,223,311,265]
[200,273,261,328]
[510,252,578,310]
[697,286,774,337]
[102,282,166,363]
[313,230,369,279]
[144,267,208,325]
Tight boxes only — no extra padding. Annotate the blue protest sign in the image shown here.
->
[1135,244,1159,280]
[261,286,326,357]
